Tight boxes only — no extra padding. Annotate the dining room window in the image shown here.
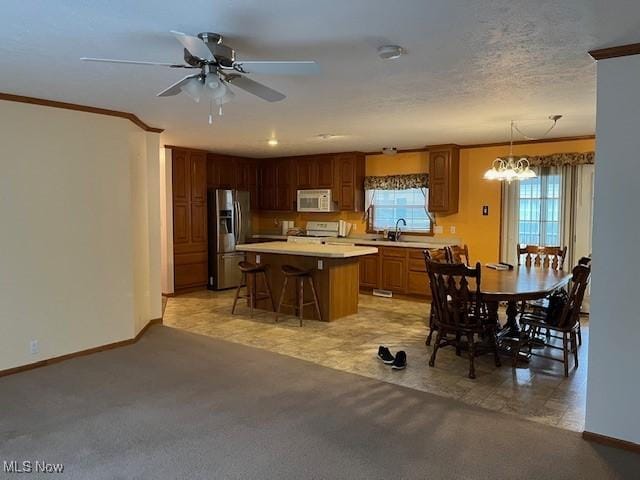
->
[517,168,562,246]
[369,187,432,232]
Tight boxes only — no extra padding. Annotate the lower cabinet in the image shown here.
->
[358,247,430,297]
[359,254,379,288]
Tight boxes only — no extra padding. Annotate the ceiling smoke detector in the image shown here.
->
[382,147,398,155]
[377,45,404,60]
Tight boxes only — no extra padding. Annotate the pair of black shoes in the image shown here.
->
[377,346,407,370]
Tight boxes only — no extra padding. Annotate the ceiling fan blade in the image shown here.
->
[233,60,320,76]
[157,74,201,97]
[81,57,196,68]
[170,30,212,61]
[225,74,286,102]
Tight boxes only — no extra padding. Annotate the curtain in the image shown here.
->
[363,173,430,221]
[526,151,594,167]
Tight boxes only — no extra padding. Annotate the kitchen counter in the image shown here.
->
[237,241,377,322]
[237,241,378,258]
[250,234,460,250]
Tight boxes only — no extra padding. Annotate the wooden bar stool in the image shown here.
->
[275,265,322,326]
[231,261,275,317]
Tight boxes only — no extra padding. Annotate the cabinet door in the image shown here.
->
[295,157,315,189]
[190,152,207,203]
[217,157,237,189]
[172,149,190,203]
[259,162,277,210]
[428,147,459,214]
[337,154,355,210]
[381,256,407,293]
[276,158,293,210]
[316,156,334,188]
[173,203,189,245]
[359,254,379,288]
[190,203,207,244]
[407,271,430,296]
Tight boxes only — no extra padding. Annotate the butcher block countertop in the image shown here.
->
[236,241,378,258]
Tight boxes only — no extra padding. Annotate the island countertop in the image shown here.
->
[236,241,378,258]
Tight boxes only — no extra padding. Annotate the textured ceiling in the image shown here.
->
[2,0,639,157]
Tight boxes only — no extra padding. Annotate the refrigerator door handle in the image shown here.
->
[233,200,240,245]
[237,200,243,243]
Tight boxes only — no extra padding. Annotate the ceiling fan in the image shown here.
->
[81,31,319,122]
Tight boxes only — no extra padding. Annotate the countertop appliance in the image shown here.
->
[297,189,335,212]
[208,189,252,290]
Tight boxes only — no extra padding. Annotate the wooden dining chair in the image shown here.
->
[423,248,450,346]
[517,244,567,270]
[446,244,470,266]
[514,263,591,377]
[425,260,501,379]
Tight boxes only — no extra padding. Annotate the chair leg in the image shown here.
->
[425,307,435,346]
[562,332,569,377]
[428,330,443,367]
[571,331,579,369]
[275,277,289,323]
[455,332,462,356]
[467,333,476,379]
[307,277,322,322]
[262,271,276,312]
[231,274,244,315]
[577,322,583,346]
[248,273,254,318]
[491,330,502,367]
[297,278,304,327]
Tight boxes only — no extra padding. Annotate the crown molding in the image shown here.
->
[0,92,163,133]
[589,43,640,60]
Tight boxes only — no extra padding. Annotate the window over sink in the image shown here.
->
[368,187,432,233]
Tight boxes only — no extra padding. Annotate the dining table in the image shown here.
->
[475,265,573,340]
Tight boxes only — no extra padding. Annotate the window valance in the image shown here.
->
[525,152,595,167]
[364,173,429,190]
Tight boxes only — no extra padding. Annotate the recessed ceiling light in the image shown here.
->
[316,133,341,140]
[267,138,278,146]
[377,45,404,60]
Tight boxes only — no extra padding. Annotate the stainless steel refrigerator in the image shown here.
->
[207,189,252,290]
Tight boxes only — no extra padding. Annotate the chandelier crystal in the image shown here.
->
[483,121,538,183]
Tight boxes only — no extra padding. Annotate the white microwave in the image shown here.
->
[297,189,334,212]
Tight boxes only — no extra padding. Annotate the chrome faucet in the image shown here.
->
[395,218,407,241]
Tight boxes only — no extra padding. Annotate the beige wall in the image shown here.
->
[0,101,161,370]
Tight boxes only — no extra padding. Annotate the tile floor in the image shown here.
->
[163,289,587,432]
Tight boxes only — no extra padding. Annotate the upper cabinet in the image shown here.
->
[190,151,207,203]
[315,155,335,189]
[295,156,315,190]
[207,153,237,189]
[428,145,459,214]
[335,152,365,211]
[257,158,294,211]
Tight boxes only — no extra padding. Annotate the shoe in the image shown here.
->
[377,346,395,364]
[391,351,407,370]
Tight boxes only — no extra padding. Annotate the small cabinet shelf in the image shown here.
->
[428,145,459,214]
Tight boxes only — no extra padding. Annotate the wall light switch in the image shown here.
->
[482,205,489,216]
[434,226,444,234]
[317,260,324,270]
[30,339,39,355]
[256,255,261,264]
[450,226,456,234]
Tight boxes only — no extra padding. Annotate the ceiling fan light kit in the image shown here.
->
[81,30,319,123]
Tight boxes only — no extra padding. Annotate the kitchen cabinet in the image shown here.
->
[295,156,315,189]
[258,158,294,211]
[428,145,459,214]
[236,158,259,210]
[358,246,430,298]
[335,153,365,211]
[316,155,335,188]
[359,253,379,288]
[172,148,208,291]
[207,153,237,189]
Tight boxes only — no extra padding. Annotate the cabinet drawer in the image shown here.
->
[408,249,427,260]
[381,247,407,258]
[408,258,427,272]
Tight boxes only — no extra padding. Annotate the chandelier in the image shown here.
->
[483,121,537,182]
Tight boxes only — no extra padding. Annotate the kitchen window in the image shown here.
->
[368,187,432,233]
[518,169,562,246]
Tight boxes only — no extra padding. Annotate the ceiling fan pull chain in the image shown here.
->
[219,105,223,116]
[208,99,214,125]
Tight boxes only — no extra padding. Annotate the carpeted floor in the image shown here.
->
[1,326,637,479]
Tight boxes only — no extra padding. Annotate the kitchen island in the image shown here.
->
[236,242,378,321]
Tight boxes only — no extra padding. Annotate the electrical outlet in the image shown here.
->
[256,255,261,264]
[450,226,456,234]
[434,226,444,234]
[317,260,324,270]
[30,339,39,355]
